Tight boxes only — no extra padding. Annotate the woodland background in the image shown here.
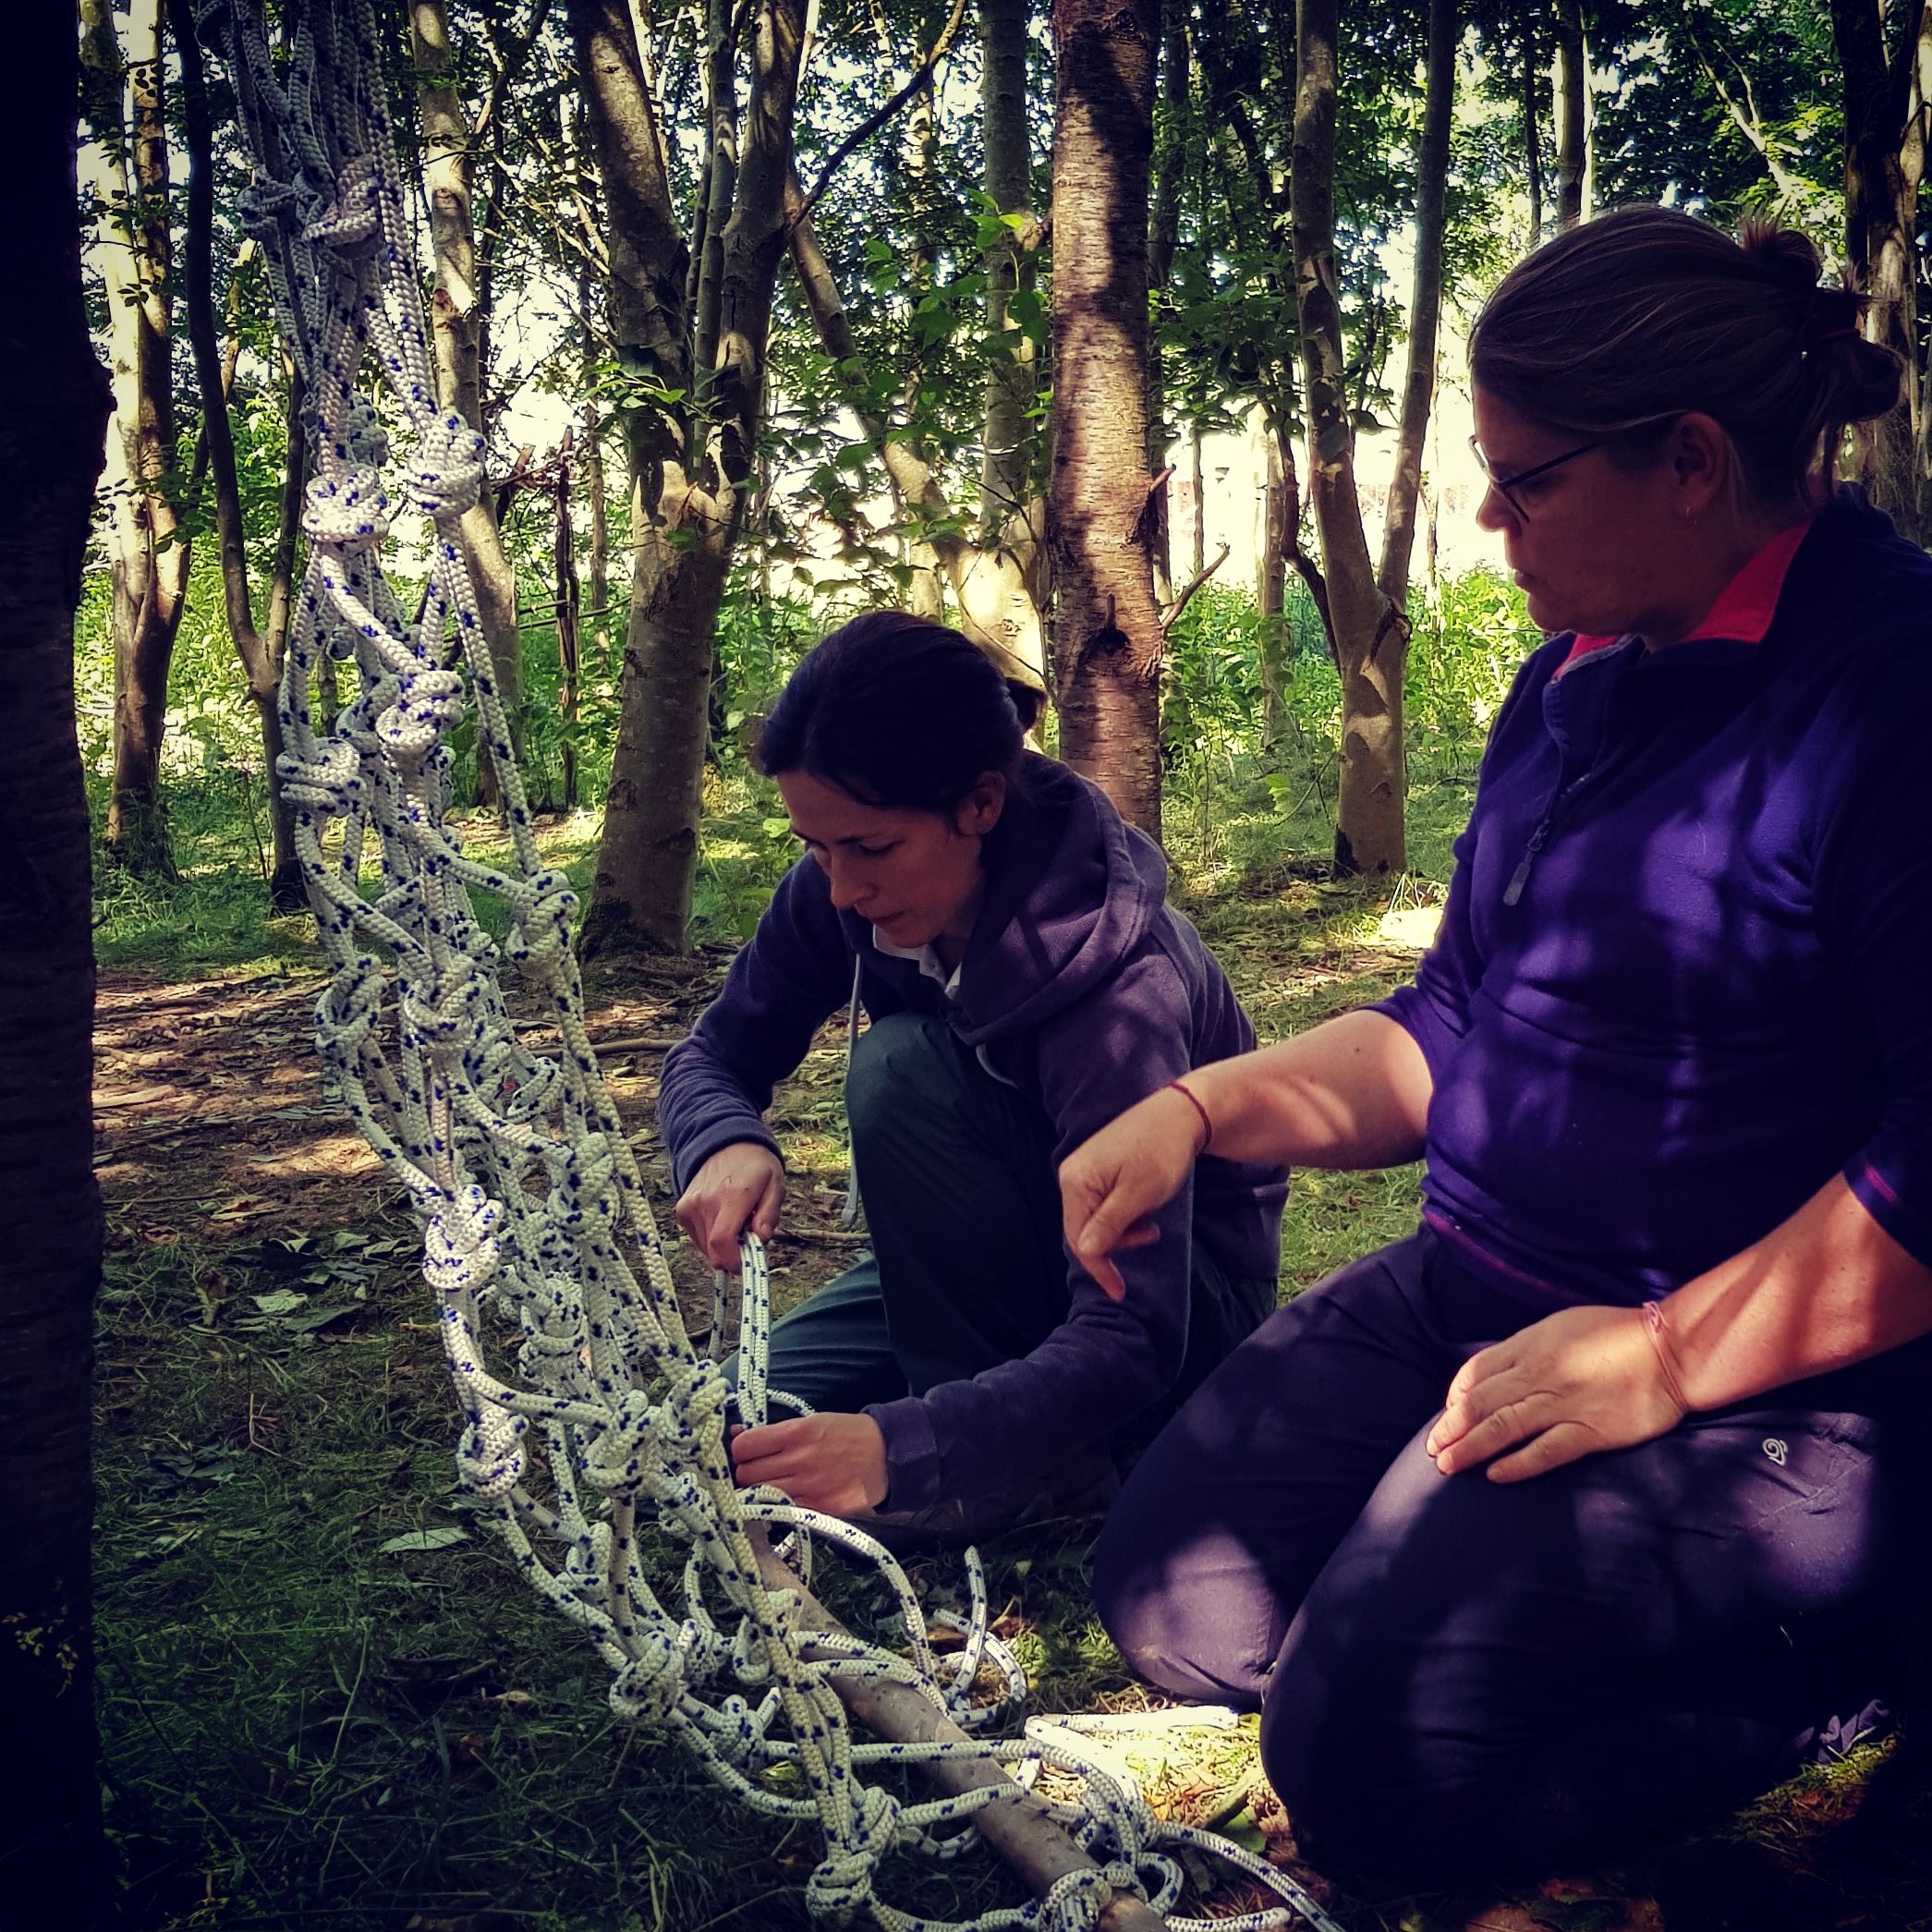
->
[18,0,1932,1926]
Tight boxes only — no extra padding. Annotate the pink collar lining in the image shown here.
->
[1557,517,1815,674]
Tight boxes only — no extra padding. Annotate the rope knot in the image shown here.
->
[377,668,467,764]
[608,1634,687,1727]
[580,1391,658,1497]
[426,1185,501,1294]
[806,1787,902,1927]
[237,174,304,240]
[456,1407,526,1498]
[504,871,578,971]
[407,415,487,521]
[277,737,363,815]
[301,468,391,557]
[302,154,383,259]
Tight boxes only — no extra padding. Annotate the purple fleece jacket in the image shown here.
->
[658,754,1287,1507]
[1378,490,1932,1309]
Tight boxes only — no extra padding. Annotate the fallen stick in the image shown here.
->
[748,1527,1168,1931]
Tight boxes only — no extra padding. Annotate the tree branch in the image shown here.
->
[790,0,967,225]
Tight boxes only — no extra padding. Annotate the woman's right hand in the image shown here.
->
[676,1142,787,1268]
[1059,1087,1206,1301]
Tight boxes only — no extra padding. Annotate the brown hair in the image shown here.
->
[1471,206,1902,508]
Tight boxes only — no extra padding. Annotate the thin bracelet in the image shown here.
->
[1164,1077,1214,1154]
[1641,1299,1692,1416]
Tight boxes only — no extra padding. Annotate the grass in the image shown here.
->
[88,735,1929,1932]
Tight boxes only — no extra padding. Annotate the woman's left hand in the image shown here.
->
[1426,1303,1688,1482]
[730,1413,890,1515]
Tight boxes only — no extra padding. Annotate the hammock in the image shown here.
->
[196,4,1341,1926]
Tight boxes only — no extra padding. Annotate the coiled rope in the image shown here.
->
[199,3,1342,1925]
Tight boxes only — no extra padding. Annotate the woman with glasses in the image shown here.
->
[1063,207,1930,1888]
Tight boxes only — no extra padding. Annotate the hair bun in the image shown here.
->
[1004,679,1045,735]
[1738,214,1825,297]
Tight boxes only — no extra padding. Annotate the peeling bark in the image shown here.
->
[1048,0,1164,840]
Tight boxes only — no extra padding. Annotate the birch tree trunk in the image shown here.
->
[1048,0,1164,840]
[1830,0,1930,547]
[0,2,113,1898]
[97,0,188,879]
[979,0,1037,563]
[1552,0,1586,232]
[1294,0,1406,874]
[1378,0,1455,614]
[412,0,523,809]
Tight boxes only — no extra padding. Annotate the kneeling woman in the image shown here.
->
[658,614,1285,1534]
[1065,210,1932,1885]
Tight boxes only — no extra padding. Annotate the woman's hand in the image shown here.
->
[730,1414,889,1515]
[1426,1303,1688,1482]
[1059,1087,1206,1300]
[676,1143,786,1269]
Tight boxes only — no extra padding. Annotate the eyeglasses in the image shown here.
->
[1468,434,1605,518]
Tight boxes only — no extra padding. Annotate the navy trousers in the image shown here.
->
[1091,1230,1929,1884]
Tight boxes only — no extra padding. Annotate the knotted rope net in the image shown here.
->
[199,4,1342,1926]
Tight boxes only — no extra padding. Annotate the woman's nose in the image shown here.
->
[823,859,866,910]
[1474,480,1515,534]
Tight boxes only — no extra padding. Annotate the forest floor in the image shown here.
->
[89,797,1932,1932]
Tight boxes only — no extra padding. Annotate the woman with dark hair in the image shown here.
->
[657,611,1285,1541]
[1066,207,1932,1885]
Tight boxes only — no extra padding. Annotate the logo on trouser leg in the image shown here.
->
[1763,1438,1789,1465]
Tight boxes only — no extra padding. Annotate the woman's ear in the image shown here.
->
[954,771,1007,838]
[1671,412,1736,518]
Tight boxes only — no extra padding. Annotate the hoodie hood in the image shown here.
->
[945,754,1168,1047]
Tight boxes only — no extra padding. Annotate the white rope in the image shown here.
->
[199,5,1343,1926]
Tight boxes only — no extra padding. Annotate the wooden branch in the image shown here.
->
[790,0,968,225]
[590,1033,685,1053]
[1158,543,1229,633]
[747,1528,1169,1931]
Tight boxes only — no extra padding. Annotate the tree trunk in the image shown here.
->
[1552,0,1586,232]
[585,397,613,674]
[1830,0,1930,546]
[979,0,1038,566]
[1258,410,1291,751]
[0,3,114,1902]
[1522,0,1542,242]
[1048,0,1164,841]
[1378,0,1455,613]
[1294,0,1405,874]
[1145,0,1189,609]
[412,0,523,809]
[100,0,188,879]
[573,0,806,954]
[170,0,303,909]
[555,454,581,811]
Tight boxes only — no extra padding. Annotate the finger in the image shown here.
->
[1487,1421,1598,1484]
[1432,1394,1545,1475]
[750,1170,784,1243]
[1070,1186,1153,1274]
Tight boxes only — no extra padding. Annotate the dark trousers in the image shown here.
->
[1091,1230,1928,1884]
[757,1013,1272,1455]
